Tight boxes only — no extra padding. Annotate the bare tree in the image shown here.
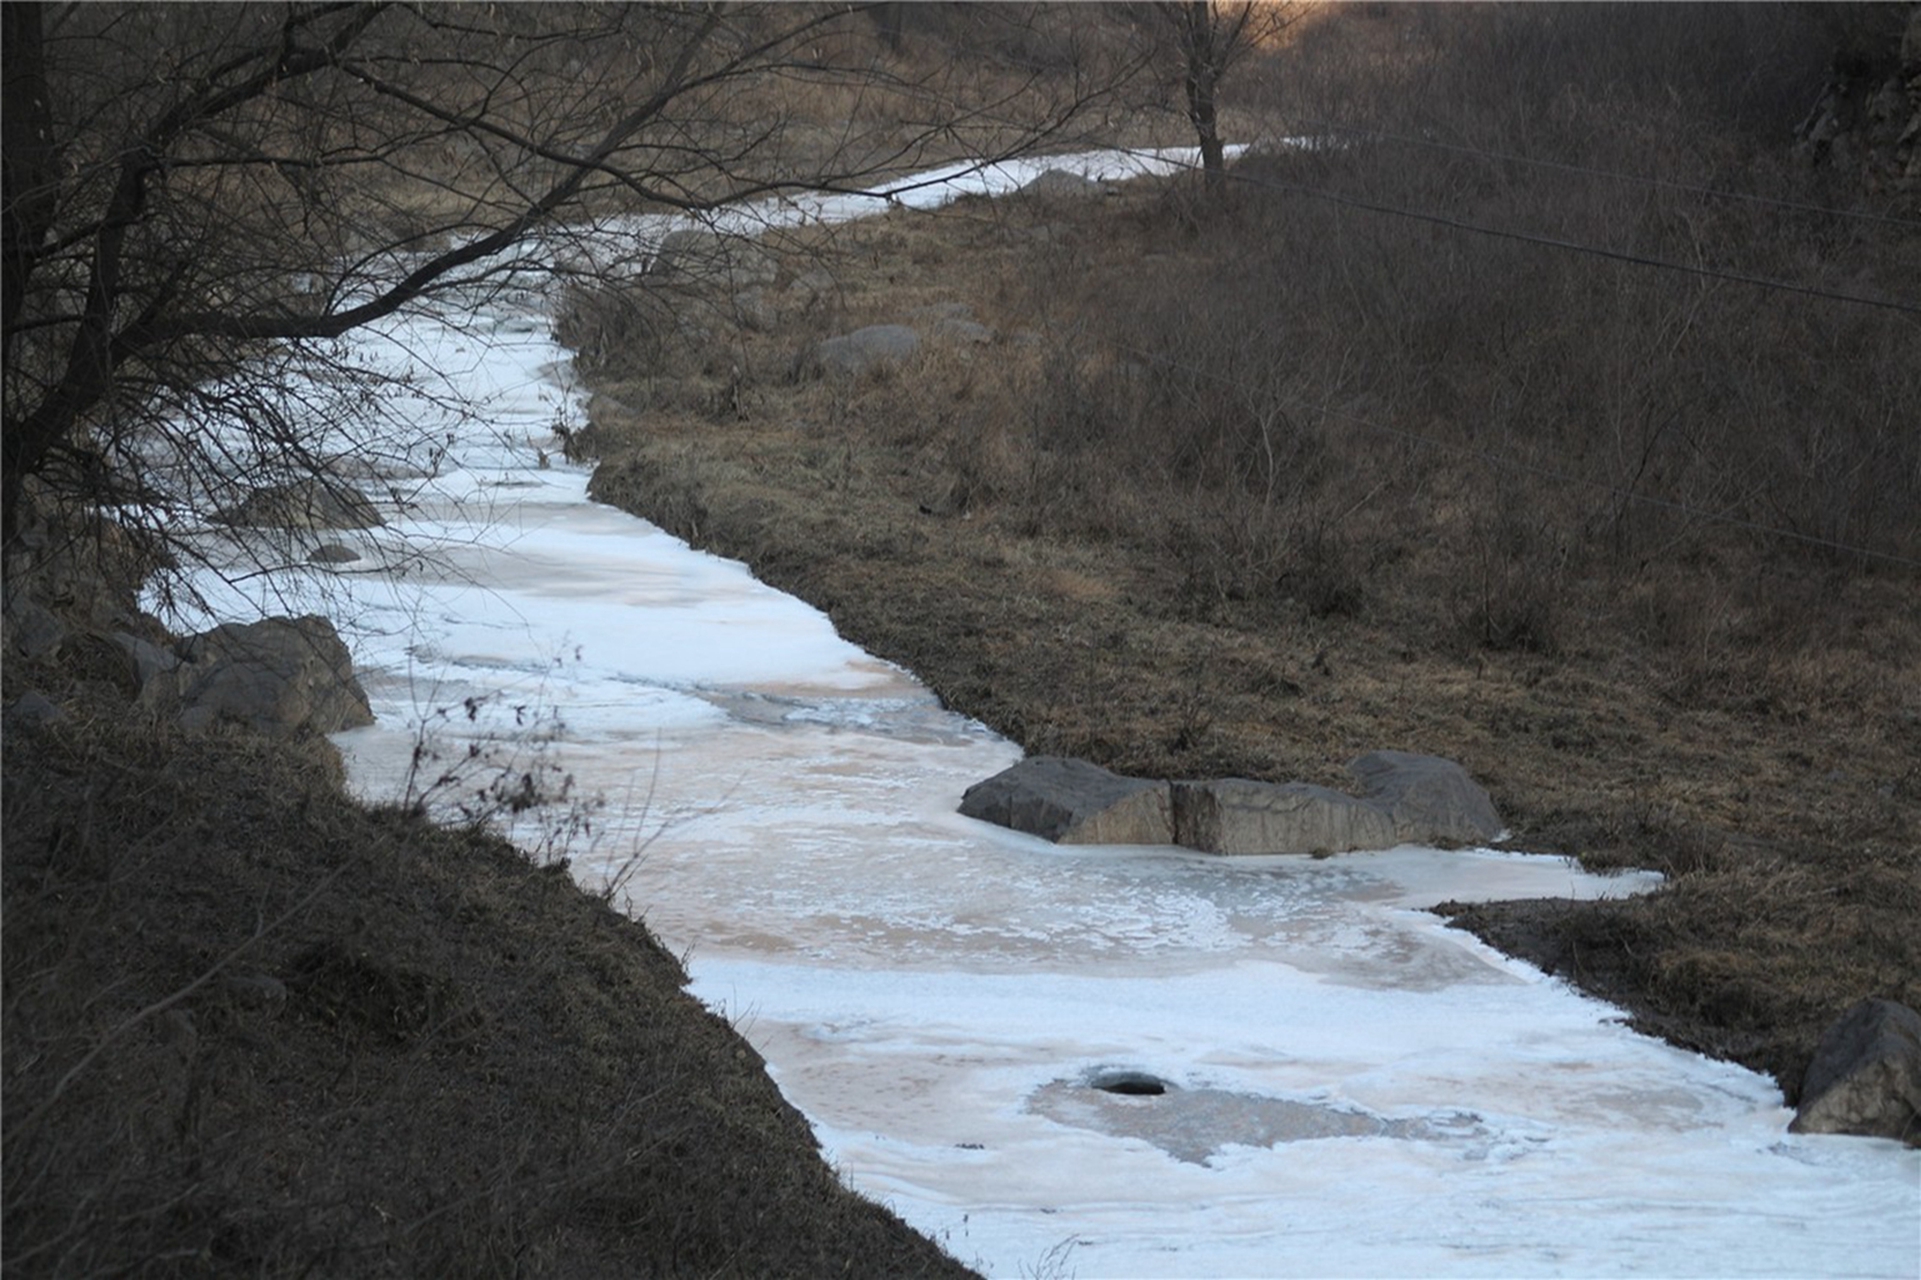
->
[1153,1,1295,196]
[1,2,1116,566]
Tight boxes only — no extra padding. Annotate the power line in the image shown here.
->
[1109,143,1921,318]
[1107,339,1921,570]
[1300,122,1921,229]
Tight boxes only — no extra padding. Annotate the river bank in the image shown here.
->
[573,165,1920,1103]
[0,594,976,1276]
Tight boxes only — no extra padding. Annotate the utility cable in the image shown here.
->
[1299,121,1921,229]
[1106,143,1921,318]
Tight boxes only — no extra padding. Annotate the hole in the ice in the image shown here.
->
[1089,1069,1169,1097]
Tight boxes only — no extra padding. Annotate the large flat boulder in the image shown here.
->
[649,228,777,289]
[1347,750,1503,846]
[1172,778,1399,856]
[1790,998,1921,1145]
[959,756,1174,845]
[795,324,921,380]
[145,615,374,738]
[1020,169,1108,201]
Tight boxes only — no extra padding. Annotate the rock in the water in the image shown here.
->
[308,542,362,565]
[1790,998,1921,1145]
[216,479,383,530]
[795,324,921,380]
[146,615,374,737]
[1172,778,1399,856]
[959,756,1175,845]
[1347,750,1503,846]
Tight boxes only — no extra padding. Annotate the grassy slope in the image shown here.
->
[2,652,974,1277]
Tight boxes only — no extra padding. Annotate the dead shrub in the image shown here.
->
[1451,486,1573,656]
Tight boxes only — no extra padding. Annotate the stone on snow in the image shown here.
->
[1347,750,1503,846]
[1790,997,1921,1146]
[959,756,1175,845]
[1172,777,1399,856]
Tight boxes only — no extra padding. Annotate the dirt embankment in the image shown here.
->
[2,612,974,1277]
[569,169,1919,1102]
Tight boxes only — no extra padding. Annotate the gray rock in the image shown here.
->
[111,629,181,689]
[651,228,777,289]
[215,479,383,530]
[960,756,1175,845]
[1790,998,1921,1145]
[1172,778,1399,856]
[308,543,362,565]
[7,691,65,728]
[147,614,374,737]
[935,317,995,345]
[1021,169,1106,200]
[796,324,921,380]
[1347,750,1503,846]
[3,591,66,659]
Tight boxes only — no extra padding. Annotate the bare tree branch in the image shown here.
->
[4,3,1126,558]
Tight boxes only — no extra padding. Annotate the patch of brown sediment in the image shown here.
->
[571,158,1918,1105]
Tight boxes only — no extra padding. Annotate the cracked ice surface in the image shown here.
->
[153,152,1920,1279]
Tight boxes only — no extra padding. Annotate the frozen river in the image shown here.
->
[160,153,1919,1277]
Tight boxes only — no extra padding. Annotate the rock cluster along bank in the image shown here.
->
[958,750,1504,856]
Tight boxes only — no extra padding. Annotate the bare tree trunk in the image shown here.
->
[2,3,59,541]
[1156,1,1288,201]
[1184,40,1228,197]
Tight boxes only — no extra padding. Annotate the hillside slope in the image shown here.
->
[2,618,975,1277]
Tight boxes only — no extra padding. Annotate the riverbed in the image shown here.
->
[157,151,1921,1279]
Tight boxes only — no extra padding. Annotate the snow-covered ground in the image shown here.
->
[155,152,1920,1279]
